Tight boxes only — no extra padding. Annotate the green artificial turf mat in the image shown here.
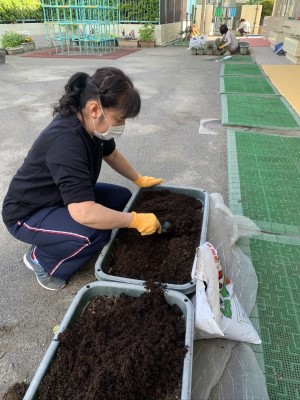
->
[222,94,300,130]
[220,76,278,95]
[227,130,300,235]
[220,63,263,76]
[219,55,255,63]
[249,234,300,400]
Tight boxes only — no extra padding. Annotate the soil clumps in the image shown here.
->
[37,284,187,400]
[105,190,203,284]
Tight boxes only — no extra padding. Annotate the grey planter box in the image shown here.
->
[0,50,5,63]
[6,46,23,55]
[95,185,209,294]
[21,42,36,52]
[24,281,194,400]
[117,38,139,47]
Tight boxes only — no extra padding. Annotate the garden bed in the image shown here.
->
[24,282,194,400]
[96,186,209,294]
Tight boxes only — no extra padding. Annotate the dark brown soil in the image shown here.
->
[105,190,203,284]
[37,284,187,400]
[2,383,29,400]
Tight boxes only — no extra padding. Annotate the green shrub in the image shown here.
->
[138,24,155,42]
[1,31,23,48]
[119,0,159,23]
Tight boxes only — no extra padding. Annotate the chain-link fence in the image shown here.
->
[120,0,184,25]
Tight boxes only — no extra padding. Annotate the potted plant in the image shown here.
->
[215,37,226,55]
[1,31,24,55]
[138,23,155,48]
[117,29,139,48]
[20,34,35,52]
[205,40,214,55]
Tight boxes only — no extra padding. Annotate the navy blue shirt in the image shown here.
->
[2,114,115,226]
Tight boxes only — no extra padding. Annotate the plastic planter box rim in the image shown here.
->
[95,184,209,294]
[24,281,194,400]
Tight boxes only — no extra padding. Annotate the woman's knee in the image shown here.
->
[94,183,132,211]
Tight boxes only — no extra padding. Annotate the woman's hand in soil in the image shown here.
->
[133,174,163,188]
[128,211,162,235]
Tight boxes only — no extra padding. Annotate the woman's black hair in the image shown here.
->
[219,24,228,35]
[53,67,141,119]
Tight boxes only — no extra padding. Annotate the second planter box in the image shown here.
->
[95,185,209,294]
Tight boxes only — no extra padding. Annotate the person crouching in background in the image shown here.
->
[218,24,238,56]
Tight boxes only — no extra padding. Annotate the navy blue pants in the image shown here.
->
[8,183,131,281]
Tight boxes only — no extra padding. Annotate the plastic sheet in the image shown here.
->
[191,193,269,400]
[187,35,208,50]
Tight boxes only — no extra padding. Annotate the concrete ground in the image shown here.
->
[0,43,294,397]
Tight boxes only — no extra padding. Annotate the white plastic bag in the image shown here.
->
[207,193,261,315]
[191,194,267,400]
[192,242,261,344]
[191,243,223,337]
[187,34,208,50]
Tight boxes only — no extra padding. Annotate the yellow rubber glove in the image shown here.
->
[219,44,225,49]
[133,174,163,188]
[128,212,162,236]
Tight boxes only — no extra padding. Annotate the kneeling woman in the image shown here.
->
[2,67,163,291]
[218,24,238,55]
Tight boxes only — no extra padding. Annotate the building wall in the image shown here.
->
[0,22,182,48]
[195,5,214,35]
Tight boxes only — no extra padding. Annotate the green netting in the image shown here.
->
[219,55,255,63]
[227,130,300,235]
[250,235,300,400]
[222,94,300,130]
[220,76,278,95]
[220,63,263,76]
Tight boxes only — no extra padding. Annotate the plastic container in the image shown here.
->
[95,185,209,294]
[23,281,194,400]
[239,41,249,55]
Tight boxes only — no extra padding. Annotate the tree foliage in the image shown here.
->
[119,0,159,23]
[260,0,274,19]
[0,0,43,23]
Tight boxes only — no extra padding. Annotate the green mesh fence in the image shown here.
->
[222,94,300,130]
[220,76,278,95]
[250,235,300,400]
[219,55,255,63]
[227,130,300,235]
[220,63,263,76]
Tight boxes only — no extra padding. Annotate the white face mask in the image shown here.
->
[93,104,125,140]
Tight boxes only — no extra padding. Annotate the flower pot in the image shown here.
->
[21,42,35,52]
[139,40,155,48]
[0,51,5,64]
[198,48,204,55]
[6,47,24,55]
[24,281,194,400]
[117,38,139,48]
[95,185,209,294]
